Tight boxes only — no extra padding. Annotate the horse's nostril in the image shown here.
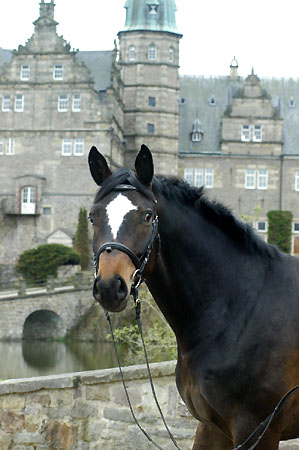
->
[117,276,128,300]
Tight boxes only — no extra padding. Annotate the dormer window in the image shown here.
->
[289,97,295,108]
[209,95,216,106]
[148,44,157,60]
[129,45,136,61]
[147,1,159,14]
[191,119,203,142]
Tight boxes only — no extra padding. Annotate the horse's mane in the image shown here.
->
[152,176,279,259]
[93,170,279,259]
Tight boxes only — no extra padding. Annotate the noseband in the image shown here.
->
[92,184,160,285]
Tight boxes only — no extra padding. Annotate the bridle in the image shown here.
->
[92,183,160,290]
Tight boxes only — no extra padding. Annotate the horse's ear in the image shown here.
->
[88,146,112,186]
[135,144,154,185]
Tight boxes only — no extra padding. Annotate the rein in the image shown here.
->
[92,182,299,450]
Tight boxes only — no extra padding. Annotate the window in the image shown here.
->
[58,94,68,112]
[184,168,214,188]
[191,119,203,142]
[184,168,193,185]
[148,96,156,107]
[169,47,174,63]
[61,138,72,156]
[72,94,81,112]
[253,125,262,142]
[257,169,268,189]
[0,137,3,154]
[148,44,157,60]
[209,96,216,106]
[257,221,267,232]
[42,207,51,216]
[148,4,159,14]
[194,169,204,187]
[74,138,84,156]
[147,123,155,134]
[205,169,214,188]
[21,186,36,214]
[20,65,30,80]
[6,138,14,155]
[295,172,299,191]
[289,97,295,108]
[15,94,24,112]
[129,46,136,61]
[293,223,299,233]
[2,95,10,111]
[179,97,186,105]
[245,169,256,189]
[53,64,63,80]
[241,125,250,142]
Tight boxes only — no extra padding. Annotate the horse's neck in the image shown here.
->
[146,204,264,353]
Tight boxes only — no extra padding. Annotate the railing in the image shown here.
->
[0,272,93,300]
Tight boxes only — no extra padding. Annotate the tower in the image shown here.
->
[118,0,182,174]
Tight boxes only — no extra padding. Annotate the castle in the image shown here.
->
[0,0,299,278]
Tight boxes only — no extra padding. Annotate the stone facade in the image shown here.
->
[1,0,299,273]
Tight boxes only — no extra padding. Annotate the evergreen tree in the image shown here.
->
[74,208,90,270]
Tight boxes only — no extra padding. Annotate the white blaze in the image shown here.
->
[106,194,137,239]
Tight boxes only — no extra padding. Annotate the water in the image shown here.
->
[0,340,122,380]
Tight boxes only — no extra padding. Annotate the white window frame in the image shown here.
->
[169,47,174,63]
[21,186,36,215]
[256,221,268,233]
[14,94,24,112]
[295,171,299,191]
[74,138,84,156]
[148,44,157,60]
[257,169,268,190]
[192,131,202,142]
[72,93,81,112]
[245,169,256,189]
[2,95,10,111]
[129,45,136,61]
[292,222,299,233]
[0,137,3,155]
[53,64,63,80]
[253,125,262,142]
[184,168,193,185]
[6,138,14,155]
[194,169,204,187]
[58,94,68,112]
[61,138,72,156]
[205,168,214,188]
[241,125,250,142]
[20,65,30,80]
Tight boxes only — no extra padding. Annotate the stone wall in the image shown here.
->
[0,361,198,450]
[0,360,298,449]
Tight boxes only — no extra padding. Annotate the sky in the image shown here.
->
[0,0,298,79]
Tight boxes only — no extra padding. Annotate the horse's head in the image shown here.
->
[88,145,159,312]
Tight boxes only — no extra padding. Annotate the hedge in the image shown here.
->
[267,210,293,254]
[16,244,80,283]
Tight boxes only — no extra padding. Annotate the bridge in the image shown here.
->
[0,275,94,340]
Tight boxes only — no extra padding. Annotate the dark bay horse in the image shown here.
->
[88,144,299,449]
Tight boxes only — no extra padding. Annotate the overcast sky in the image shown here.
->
[0,0,298,79]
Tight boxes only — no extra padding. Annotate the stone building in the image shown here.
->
[0,0,299,277]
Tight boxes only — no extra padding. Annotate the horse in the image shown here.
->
[88,144,299,449]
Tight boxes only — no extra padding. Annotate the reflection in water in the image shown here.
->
[0,340,121,380]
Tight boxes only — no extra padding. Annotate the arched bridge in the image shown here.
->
[0,283,94,340]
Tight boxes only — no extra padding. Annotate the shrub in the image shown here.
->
[267,210,293,254]
[16,243,80,283]
[74,208,90,270]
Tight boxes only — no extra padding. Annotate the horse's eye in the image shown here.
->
[144,212,153,224]
[88,213,94,225]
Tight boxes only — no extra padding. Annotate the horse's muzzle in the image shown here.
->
[93,274,129,312]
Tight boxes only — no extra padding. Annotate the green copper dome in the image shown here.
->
[123,0,180,34]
